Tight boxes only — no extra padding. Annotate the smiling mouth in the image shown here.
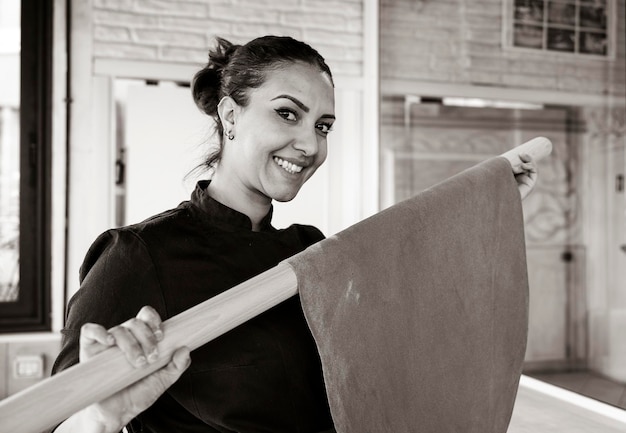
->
[273,157,304,174]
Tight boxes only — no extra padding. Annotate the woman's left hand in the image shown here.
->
[514,153,538,200]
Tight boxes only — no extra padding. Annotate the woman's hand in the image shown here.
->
[56,306,191,433]
[513,153,538,200]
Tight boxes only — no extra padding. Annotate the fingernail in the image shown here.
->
[136,356,147,366]
[148,349,158,363]
[154,329,164,341]
[178,354,191,371]
[107,335,115,345]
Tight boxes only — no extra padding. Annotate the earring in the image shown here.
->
[225,130,234,140]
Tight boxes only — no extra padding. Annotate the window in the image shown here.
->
[505,0,614,57]
[0,0,52,332]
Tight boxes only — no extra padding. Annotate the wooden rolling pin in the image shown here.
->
[500,136,553,169]
[0,136,552,433]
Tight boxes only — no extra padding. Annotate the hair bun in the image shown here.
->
[191,68,221,116]
[208,37,240,71]
[192,38,241,116]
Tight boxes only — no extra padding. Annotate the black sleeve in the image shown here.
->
[52,229,167,375]
[298,224,326,248]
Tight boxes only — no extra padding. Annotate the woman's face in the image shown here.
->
[219,61,335,204]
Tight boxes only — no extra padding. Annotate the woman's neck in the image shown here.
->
[207,175,271,232]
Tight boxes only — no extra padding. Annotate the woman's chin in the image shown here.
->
[272,192,298,203]
[263,174,307,202]
[269,185,302,203]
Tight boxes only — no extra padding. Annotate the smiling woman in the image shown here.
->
[52,36,338,433]
[211,61,335,217]
[192,37,336,226]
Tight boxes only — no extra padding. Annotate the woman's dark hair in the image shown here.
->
[191,35,334,171]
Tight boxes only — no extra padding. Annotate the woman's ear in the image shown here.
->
[217,96,238,135]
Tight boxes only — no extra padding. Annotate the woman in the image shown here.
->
[54,35,337,433]
[53,35,537,433]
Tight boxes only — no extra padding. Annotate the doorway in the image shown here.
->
[379,95,588,374]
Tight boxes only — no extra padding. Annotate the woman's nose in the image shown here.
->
[293,128,319,157]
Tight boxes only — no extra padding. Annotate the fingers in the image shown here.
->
[80,323,114,347]
[109,308,163,368]
[112,347,191,417]
[136,306,164,341]
[136,348,191,403]
[513,154,538,200]
[152,347,191,389]
[512,153,536,174]
[85,347,191,425]
[515,153,537,180]
[79,323,115,361]
[169,347,192,374]
[79,306,172,370]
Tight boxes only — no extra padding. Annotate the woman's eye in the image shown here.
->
[276,109,297,122]
[316,122,333,135]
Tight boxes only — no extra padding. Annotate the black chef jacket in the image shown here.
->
[52,180,334,433]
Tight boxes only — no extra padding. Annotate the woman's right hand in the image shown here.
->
[56,306,191,433]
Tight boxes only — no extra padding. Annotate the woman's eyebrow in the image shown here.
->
[272,94,309,112]
[271,94,335,119]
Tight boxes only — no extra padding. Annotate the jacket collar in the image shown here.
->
[190,180,274,232]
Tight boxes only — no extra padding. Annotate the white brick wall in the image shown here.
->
[381,0,626,96]
[92,0,364,77]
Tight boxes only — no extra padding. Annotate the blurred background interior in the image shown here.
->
[0,0,624,421]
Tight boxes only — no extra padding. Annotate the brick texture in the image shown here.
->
[381,0,626,96]
[92,0,364,77]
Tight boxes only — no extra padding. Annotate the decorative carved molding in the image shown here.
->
[583,106,626,139]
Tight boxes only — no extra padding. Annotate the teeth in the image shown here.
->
[274,157,303,174]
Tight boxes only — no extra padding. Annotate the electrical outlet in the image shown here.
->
[13,354,44,379]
